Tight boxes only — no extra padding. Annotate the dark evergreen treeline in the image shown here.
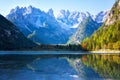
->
[23,44,85,51]
[19,44,86,51]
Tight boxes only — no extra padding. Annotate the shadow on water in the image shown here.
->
[0,52,119,80]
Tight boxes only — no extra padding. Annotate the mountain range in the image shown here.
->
[7,6,70,44]
[6,6,109,44]
[57,10,109,28]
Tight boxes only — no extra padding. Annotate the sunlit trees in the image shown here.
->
[82,20,120,50]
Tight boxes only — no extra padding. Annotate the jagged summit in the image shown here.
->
[56,9,108,28]
[105,0,120,25]
[47,8,54,17]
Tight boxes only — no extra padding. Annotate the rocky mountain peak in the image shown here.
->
[47,8,54,17]
[105,0,120,25]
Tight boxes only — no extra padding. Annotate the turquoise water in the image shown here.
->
[0,51,119,80]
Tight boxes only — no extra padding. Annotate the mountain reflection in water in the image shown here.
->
[0,52,119,80]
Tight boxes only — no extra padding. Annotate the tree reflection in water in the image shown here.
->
[67,53,120,79]
[82,54,120,79]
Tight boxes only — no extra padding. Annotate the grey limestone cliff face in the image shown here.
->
[105,0,120,25]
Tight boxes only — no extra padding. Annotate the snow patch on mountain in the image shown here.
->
[23,6,32,15]
[72,23,80,28]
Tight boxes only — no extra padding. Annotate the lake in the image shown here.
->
[0,51,119,80]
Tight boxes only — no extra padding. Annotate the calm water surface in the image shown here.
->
[0,51,119,80]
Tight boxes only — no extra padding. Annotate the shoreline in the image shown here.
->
[0,50,120,54]
[90,49,120,53]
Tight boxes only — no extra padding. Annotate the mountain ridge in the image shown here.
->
[56,9,109,29]
[0,14,36,50]
[67,16,102,44]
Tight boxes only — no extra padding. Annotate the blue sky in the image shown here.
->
[0,0,116,17]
